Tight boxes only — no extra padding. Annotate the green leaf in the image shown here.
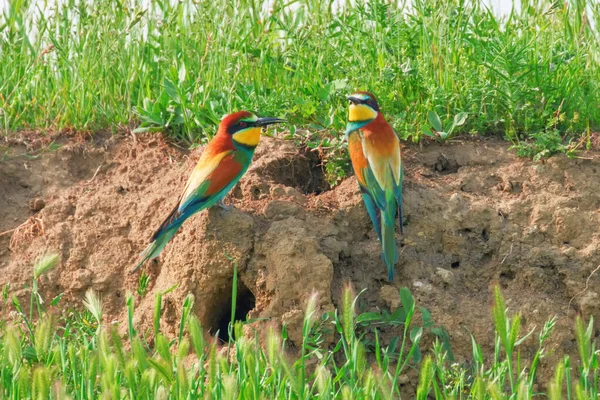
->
[132,126,152,133]
[493,286,509,352]
[412,344,422,363]
[330,79,348,91]
[388,307,407,324]
[178,62,187,83]
[471,334,483,365]
[388,336,399,353]
[453,112,468,127]
[422,126,436,137]
[428,110,443,132]
[163,77,180,103]
[420,307,432,327]
[23,346,37,362]
[50,293,63,306]
[410,326,423,343]
[356,312,382,325]
[147,358,173,384]
[399,287,415,313]
[377,50,385,70]
[161,284,179,295]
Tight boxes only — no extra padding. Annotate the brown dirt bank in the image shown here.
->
[1,133,599,385]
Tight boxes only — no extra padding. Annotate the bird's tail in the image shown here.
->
[130,222,182,274]
[381,189,399,281]
[381,215,398,281]
[130,203,185,274]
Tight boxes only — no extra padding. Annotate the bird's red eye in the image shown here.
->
[240,122,247,128]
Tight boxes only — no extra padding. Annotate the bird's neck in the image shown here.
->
[232,141,257,154]
[346,113,389,136]
[358,113,391,133]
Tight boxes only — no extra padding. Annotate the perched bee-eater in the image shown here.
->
[131,111,285,273]
[345,92,403,281]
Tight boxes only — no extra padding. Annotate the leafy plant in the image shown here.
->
[512,129,570,161]
[137,271,150,297]
[422,110,469,141]
[133,67,188,137]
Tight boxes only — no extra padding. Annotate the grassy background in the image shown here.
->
[2,0,599,162]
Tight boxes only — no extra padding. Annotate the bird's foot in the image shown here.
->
[217,199,233,211]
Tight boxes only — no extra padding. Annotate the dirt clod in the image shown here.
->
[380,285,401,310]
[29,198,46,212]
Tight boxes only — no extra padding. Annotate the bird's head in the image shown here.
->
[345,91,380,137]
[220,111,286,148]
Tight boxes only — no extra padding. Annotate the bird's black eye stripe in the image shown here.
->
[228,120,256,135]
[348,96,379,111]
[368,99,380,111]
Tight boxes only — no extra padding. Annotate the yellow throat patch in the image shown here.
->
[349,104,377,122]
[233,127,262,147]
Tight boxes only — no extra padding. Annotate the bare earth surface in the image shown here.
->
[1,132,599,388]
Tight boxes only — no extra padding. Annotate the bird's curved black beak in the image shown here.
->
[256,117,286,127]
[347,95,361,105]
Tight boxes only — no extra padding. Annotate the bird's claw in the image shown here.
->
[217,199,233,211]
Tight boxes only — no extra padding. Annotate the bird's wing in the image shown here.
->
[150,151,245,242]
[178,150,233,213]
[178,152,248,213]
[361,133,402,227]
[362,134,401,193]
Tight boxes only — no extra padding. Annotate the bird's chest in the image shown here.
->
[361,130,396,158]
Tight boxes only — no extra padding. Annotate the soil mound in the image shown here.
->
[2,133,599,383]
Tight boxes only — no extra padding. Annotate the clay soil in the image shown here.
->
[2,132,600,387]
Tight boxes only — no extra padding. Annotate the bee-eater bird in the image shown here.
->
[131,111,285,273]
[345,92,403,281]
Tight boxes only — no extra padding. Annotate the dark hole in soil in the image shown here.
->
[297,147,331,194]
[481,228,490,242]
[433,153,460,174]
[499,270,515,289]
[214,282,256,343]
[451,261,460,269]
[257,145,330,194]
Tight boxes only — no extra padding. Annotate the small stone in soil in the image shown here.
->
[29,198,45,212]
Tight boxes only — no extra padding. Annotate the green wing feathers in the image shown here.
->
[361,150,403,281]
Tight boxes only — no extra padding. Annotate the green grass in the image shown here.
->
[2,0,599,166]
[1,255,599,399]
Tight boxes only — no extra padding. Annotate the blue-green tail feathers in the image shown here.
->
[381,190,399,281]
[360,188,382,241]
[131,222,183,273]
[362,169,403,281]
[381,217,399,281]
[130,202,190,274]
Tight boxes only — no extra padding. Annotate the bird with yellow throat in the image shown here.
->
[345,92,403,281]
[131,111,285,273]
